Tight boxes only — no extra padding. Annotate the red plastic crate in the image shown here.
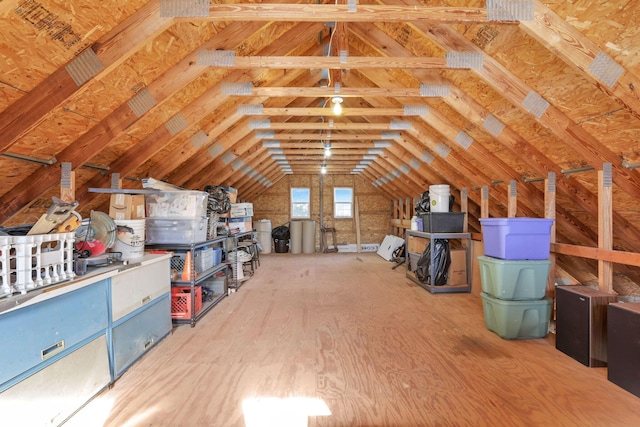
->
[171,286,202,319]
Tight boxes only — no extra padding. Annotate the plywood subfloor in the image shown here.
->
[66,253,640,427]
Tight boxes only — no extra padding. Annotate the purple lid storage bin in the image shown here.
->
[479,218,554,260]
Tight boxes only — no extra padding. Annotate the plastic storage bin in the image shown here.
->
[211,247,223,266]
[478,256,551,300]
[201,272,227,296]
[479,217,554,260]
[481,292,552,339]
[145,191,208,219]
[171,286,202,319]
[194,247,214,272]
[420,212,465,233]
[145,217,208,244]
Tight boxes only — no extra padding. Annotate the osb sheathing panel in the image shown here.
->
[481,23,623,120]
[0,159,40,201]
[549,0,640,71]
[0,0,145,105]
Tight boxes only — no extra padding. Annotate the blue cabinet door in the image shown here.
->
[0,280,109,388]
[111,293,171,378]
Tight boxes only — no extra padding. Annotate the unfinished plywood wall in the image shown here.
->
[252,175,390,250]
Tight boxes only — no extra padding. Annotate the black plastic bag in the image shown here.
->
[415,239,451,286]
[203,185,231,215]
[415,191,430,215]
[271,225,290,240]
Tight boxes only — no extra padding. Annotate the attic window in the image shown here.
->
[291,188,310,219]
[334,188,353,219]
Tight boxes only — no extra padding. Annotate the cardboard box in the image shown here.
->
[230,202,253,217]
[226,216,252,234]
[447,249,467,285]
[407,234,427,254]
[109,194,145,220]
[221,186,238,203]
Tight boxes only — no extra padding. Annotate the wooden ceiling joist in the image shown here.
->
[204,56,450,69]
[242,107,414,116]
[187,4,501,24]
[264,122,403,130]
[247,87,432,98]
[261,133,395,141]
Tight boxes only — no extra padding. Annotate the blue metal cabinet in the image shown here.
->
[111,293,172,378]
[0,334,111,426]
[110,259,170,322]
[0,280,109,389]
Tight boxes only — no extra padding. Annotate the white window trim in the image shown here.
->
[291,187,311,219]
[334,187,353,219]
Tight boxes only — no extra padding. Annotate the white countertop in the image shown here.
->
[0,252,172,315]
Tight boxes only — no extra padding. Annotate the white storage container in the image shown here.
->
[145,217,208,244]
[145,191,208,219]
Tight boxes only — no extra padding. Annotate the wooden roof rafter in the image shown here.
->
[0,0,171,152]
[347,19,640,251]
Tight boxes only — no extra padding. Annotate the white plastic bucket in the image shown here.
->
[113,219,145,259]
[429,184,450,213]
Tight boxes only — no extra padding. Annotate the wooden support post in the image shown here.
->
[481,185,489,218]
[400,198,404,236]
[508,180,517,218]
[598,164,614,294]
[461,187,468,233]
[355,196,361,253]
[544,172,557,303]
[60,162,75,203]
[392,199,398,236]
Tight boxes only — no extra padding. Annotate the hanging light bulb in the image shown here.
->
[324,142,331,158]
[331,96,343,115]
[321,163,327,174]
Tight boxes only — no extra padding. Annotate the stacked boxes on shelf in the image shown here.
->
[226,202,253,234]
[478,218,555,340]
[144,191,209,244]
[218,186,238,219]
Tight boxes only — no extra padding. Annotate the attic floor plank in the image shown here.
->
[66,253,640,427]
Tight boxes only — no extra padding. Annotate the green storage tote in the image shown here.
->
[478,255,551,300]
[481,292,552,340]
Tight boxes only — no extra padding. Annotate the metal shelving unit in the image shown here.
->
[405,230,472,294]
[147,237,228,327]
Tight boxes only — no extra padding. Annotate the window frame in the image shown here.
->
[290,187,311,219]
[333,187,354,219]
